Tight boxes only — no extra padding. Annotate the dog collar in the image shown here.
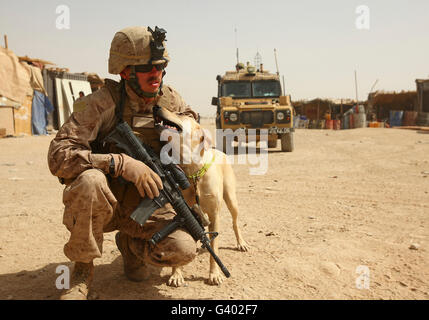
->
[187,152,216,182]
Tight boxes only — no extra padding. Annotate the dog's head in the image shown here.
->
[153,106,212,165]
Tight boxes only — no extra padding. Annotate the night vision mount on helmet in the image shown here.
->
[148,26,168,63]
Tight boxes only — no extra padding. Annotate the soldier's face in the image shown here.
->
[136,66,163,93]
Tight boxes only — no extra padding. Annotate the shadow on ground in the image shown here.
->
[0,257,174,300]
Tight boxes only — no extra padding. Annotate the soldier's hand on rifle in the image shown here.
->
[114,153,163,199]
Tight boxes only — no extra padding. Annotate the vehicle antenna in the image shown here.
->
[274,48,280,76]
[235,27,239,65]
[254,50,262,71]
[369,79,379,93]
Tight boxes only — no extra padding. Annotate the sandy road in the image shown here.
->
[0,121,428,299]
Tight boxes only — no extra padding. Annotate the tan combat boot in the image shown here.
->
[115,232,151,282]
[60,261,94,300]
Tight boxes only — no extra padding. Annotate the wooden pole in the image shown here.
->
[4,35,8,49]
[354,70,359,104]
[317,100,320,120]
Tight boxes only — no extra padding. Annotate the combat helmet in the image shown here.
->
[108,26,170,98]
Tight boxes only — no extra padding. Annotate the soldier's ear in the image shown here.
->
[120,66,130,80]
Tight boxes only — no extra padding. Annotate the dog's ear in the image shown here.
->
[200,128,213,151]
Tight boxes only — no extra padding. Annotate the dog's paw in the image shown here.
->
[168,269,185,287]
[208,272,223,286]
[237,240,250,252]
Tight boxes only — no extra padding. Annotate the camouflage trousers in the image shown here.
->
[61,169,197,267]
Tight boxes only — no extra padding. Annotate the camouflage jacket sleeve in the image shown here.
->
[47,88,116,180]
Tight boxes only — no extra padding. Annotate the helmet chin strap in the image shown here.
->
[127,65,165,98]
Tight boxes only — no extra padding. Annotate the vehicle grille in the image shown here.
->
[240,111,274,128]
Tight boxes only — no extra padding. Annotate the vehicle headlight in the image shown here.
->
[277,112,285,121]
[229,113,238,122]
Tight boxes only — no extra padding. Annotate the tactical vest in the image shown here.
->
[102,79,166,155]
[98,79,173,235]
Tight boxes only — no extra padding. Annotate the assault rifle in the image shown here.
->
[104,116,230,278]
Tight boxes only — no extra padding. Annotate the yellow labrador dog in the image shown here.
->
[153,106,249,286]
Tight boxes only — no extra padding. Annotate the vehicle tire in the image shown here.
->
[281,132,294,152]
[217,136,232,154]
[222,136,228,154]
[268,138,278,148]
[215,116,221,129]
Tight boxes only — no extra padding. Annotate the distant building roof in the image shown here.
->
[293,98,358,106]
[18,55,55,66]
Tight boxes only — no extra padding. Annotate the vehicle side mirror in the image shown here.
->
[211,97,218,106]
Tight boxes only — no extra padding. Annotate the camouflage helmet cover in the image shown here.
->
[108,26,170,74]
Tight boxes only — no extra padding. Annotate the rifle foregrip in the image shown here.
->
[149,197,204,244]
[150,217,182,246]
[172,199,206,242]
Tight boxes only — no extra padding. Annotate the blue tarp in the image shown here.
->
[31,90,54,135]
[389,110,404,127]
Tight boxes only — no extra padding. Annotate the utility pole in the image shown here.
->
[354,70,359,103]
[4,35,8,49]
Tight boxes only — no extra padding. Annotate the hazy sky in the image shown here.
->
[1,0,428,116]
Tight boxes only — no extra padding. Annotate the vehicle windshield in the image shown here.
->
[222,82,251,98]
[252,81,282,97]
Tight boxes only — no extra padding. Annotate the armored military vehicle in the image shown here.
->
[212,62,295,152]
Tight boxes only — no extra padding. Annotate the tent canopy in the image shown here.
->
[0,47,33,104]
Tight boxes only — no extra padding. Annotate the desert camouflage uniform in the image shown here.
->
[48,79,198,267]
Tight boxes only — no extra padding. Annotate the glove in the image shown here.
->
[112,153,163,199]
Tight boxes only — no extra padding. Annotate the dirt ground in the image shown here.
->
[0,119,428,300]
